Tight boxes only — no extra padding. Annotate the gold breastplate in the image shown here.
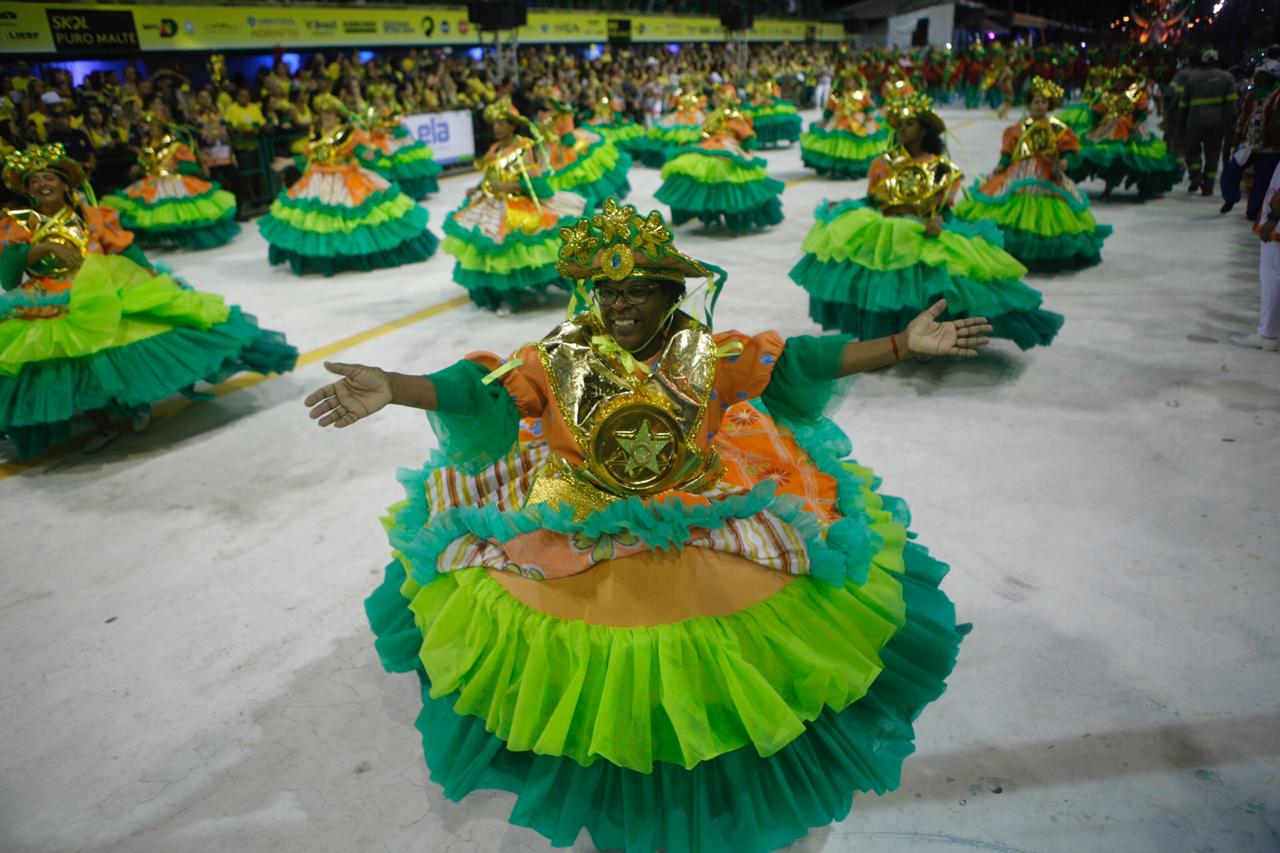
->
[872,146,963,219]
[481,137,535,198]
[1011,117,1067,162]
[8,205,89,277]
[141,134,183,177]
[308,124,355,166]
[527,312,721,516]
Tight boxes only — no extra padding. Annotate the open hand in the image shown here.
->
[904,299,993,358]
[304,361,393,428]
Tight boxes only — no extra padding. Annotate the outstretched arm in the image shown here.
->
[836,299,993,377]
[304,360,438,428]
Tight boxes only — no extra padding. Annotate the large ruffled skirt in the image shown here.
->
[1067,124,1182,198]
[441,191,588,311]
[544,131,632,210]
[589,119,646,156]
[790,199,1063,349]
[258,162,438,277]
[631,120,704,168]
[355,129,442,201]
[367,380,966,853]
[953,161,1113,271]
[0,254,296,457]
[744,101,803,148]
[655,146,784,233]
[102,174,239,250]
[800,124,891,180]
[1057,101,1094,136]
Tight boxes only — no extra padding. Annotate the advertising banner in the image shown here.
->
[1,4,844,55]
[401,109,475,167]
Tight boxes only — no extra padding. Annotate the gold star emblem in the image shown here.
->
[592,198,635,243]
[631,210,671,259]
[615,418,671,475]
[558,219,601,265]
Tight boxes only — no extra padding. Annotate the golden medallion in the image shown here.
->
[589,401,686,495]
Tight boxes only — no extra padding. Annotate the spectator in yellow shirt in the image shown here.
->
[224,87,266,132]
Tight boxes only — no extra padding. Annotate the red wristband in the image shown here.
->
[890,334,902,362]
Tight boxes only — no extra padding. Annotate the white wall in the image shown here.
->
[887,1,955,48]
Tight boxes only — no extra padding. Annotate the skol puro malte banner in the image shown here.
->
[0,4,843,55]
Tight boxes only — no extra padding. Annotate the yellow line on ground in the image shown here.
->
[0,294,471,481]
[786,174,817,188]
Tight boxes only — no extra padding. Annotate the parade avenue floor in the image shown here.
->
[2,105,1278,852]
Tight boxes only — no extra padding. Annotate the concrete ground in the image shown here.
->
[2,105,1277,853]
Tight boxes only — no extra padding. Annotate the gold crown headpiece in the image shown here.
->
[483,96,520,124]
[883,92,945,136]
[557,199,709,285]
[312,93,349,116]
[1028,76,1065,102]
[3,143,86,195]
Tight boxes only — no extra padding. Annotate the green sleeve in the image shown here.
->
[177,160,203,176]
[0,242,30,291]
[996,153,1012,170]
[526,174,554,199]
[119,243,153,270]
[425,359,521,474]
[761,334,853,426]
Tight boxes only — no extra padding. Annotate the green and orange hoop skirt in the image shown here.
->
[102,171,239,250]
[0,253,296,457]
[791,198,1063,349]
[954,158,1112,271]
[743,100,803,148]
[258,161,438,277]
[367,347,966,852]
[655,140,784,233]
[355,126,443,202]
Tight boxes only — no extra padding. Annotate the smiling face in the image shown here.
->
[26,170,70,210]
[596,279,679,356]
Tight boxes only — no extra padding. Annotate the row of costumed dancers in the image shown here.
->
[0,57,1192,853]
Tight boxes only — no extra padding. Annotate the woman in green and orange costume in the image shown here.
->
[352,83,442,202]
[954,77,1112,271]
[304,197,991,853]
[583,91,645,158]
[534,86,632,210]
[791,94,1063,350]
[1066,67,1181,199]
[656,103,784,234]
[100,111,239,250]
[741,74,802,148]
[259,94,438,277]
[0,144,296,457]
[441,98,586,313]
[801,73,890,180]
[632,88,707,168]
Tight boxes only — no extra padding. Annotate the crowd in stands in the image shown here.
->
[0,40,1264,217]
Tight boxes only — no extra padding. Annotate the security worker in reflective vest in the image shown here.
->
[1168,49,1238,196]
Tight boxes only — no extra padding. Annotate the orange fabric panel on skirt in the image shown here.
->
[487,545,793,627]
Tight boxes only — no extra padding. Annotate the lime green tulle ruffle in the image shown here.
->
[798,198,1027,281]
[1058,103,1094,134]
[102,186,239,249]
[546,143,632,209]
[800,127,890,179]
[357,142,443,200]
[747,103,802,147]
[954,188,1112,271]
[634,124,704,167]
[0,255,228,375]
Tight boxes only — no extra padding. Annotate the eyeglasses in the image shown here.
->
[593,283,661,306]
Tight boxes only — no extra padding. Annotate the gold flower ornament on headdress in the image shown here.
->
[3,143,86,195]
[556,199,710,284]
[1028,76,1065,102]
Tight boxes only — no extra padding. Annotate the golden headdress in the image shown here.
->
[483,96,521,125]
[557,199,710,285]
[312,93,349,116]
[1028,76,1065,103]
[883,92,945,136]
[3,143,86,195]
